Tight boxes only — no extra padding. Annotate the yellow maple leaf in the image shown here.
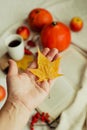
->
[16,55,34,71]
[29,49,63,81]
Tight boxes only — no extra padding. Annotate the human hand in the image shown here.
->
[6,48,59,112]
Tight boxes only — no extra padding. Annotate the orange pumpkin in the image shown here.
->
[41,22,71,52]
[27,8,53,32]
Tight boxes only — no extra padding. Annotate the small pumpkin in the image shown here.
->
[41,22,71,52]
[27,8,53,32]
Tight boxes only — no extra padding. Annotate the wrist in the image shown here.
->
[0,96,32,130]
[7,96,31,120]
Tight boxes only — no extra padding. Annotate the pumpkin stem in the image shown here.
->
[36,10,40,13]
[52,22,57,26]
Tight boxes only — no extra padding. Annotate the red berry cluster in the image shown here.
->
[24,48,33,55]
[24,40,36,55]
[27,40,36,47]
[30,112,50,130]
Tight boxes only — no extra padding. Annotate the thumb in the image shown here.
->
[8,59,18,76]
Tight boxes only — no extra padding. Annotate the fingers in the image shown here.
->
[26,48,50,80]
[7,59,18,76]
[41,80,50,93]
[41,48,50,56]
[53,53,59,60]
[28,48,58,70]
[46,48,58,61]
[26,48,59,82]
[28,48,50,69]
[42,48,59,61]
[29,61,37,69]
[37,80,50,93]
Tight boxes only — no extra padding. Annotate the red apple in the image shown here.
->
[0,85,6,101]
[16,26,30,40]
[70,17,83,32]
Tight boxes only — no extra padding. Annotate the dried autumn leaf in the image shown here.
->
[29,49,63,81]
[16,55,34,71]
